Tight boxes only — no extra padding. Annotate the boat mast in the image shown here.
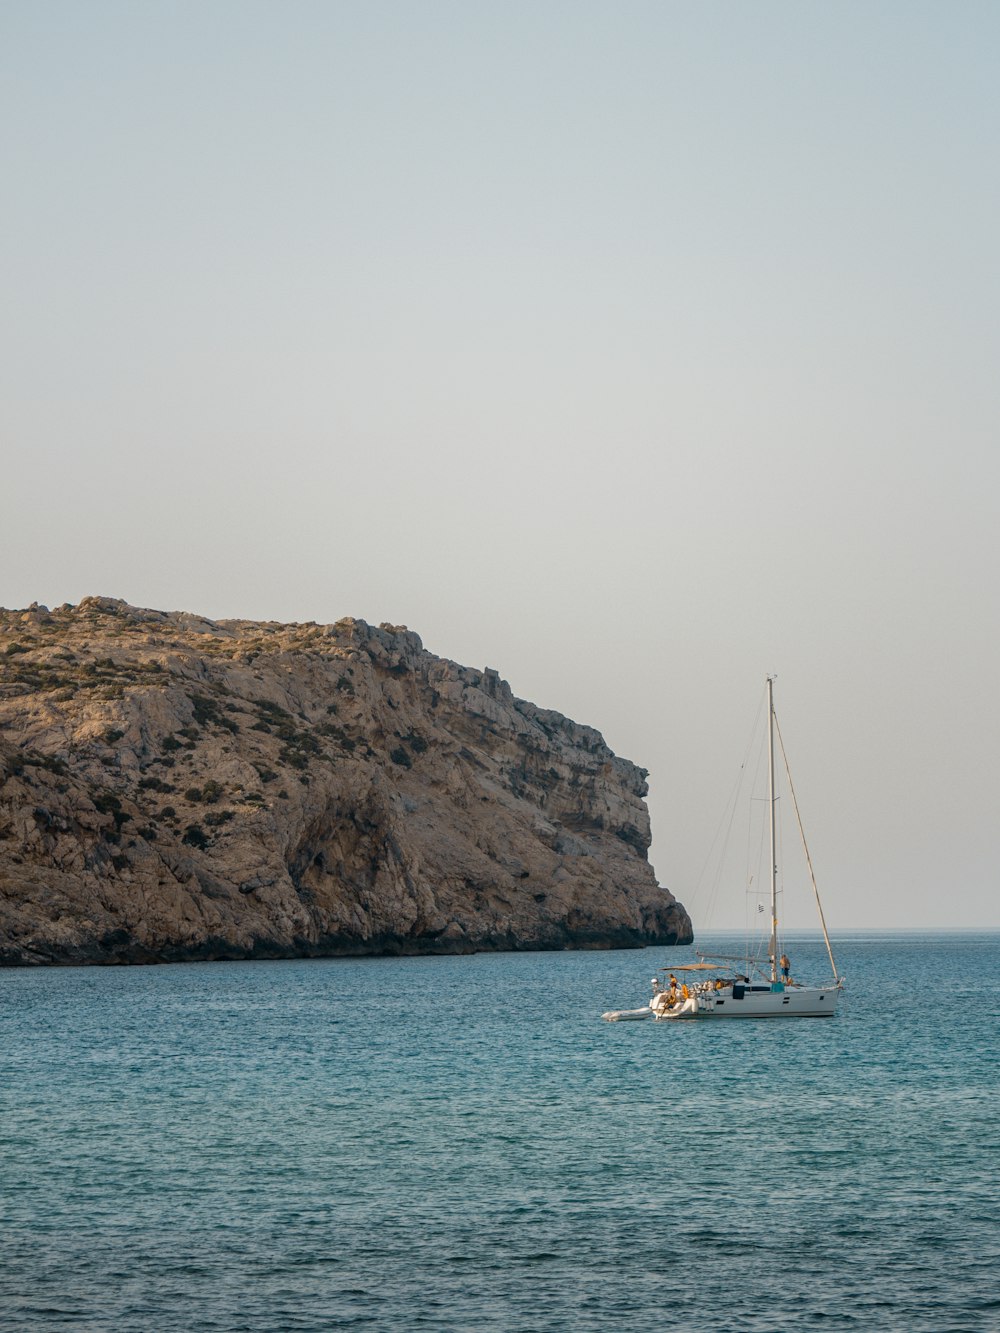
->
[767,675,778,982]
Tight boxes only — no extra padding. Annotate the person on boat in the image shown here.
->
[780,953,791,982]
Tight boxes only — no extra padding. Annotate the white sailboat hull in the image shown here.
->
[603,983,842,1022]
[685,984,839,1019]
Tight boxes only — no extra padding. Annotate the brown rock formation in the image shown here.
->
[0,597,691,965]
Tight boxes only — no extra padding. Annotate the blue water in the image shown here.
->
[2,933,998,1331]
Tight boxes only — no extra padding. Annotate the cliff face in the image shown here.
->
[0,598,691,966]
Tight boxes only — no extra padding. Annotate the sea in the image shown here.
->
[1,931,998,1332]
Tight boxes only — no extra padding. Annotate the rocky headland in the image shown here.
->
[0,598,691,966]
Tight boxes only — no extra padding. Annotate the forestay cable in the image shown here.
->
[773,710,840,983]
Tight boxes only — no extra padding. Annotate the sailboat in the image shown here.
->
[603,677,843,1021]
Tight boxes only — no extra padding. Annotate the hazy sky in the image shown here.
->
[3,2,998,929]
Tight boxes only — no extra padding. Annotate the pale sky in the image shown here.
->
[3,1,998,929]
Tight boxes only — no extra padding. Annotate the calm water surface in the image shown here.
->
[2,933,998,1331]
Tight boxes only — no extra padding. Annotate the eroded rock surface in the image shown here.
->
[0,598,691,965]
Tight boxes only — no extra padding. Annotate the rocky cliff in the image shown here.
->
[0,597,691,966]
